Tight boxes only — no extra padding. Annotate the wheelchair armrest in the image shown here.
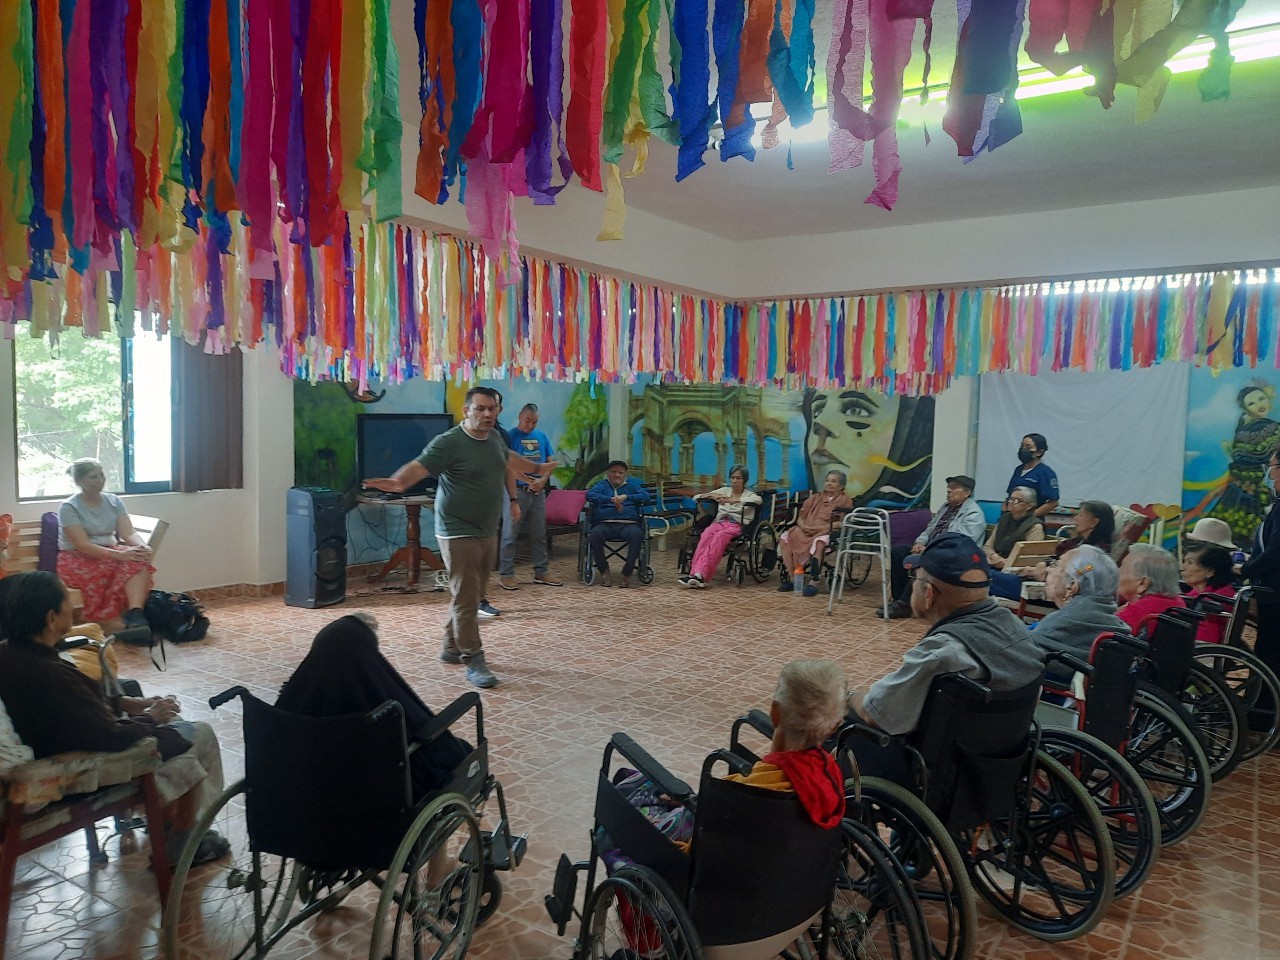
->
[209,686,251,709]
[731,709,775,742]
[605,733,694,803]
[56,635,99,652]
[701,748,755,780]
[417,691,483,744]
[835,719,895,750]
[1044,651,1093,677]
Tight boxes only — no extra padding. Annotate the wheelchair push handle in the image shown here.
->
[605,733,694,803]
[56,635,96,652]
[1044,650,1093,677]
[209,686,251,710]
[947,673,993,700]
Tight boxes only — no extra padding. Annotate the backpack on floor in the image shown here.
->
[144,590,211,644]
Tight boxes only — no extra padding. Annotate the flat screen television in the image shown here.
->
[356,413,455,495]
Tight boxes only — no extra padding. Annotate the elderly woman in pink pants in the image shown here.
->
[678,466,762,590]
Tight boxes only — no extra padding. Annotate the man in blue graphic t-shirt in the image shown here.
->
[498,403,563,590]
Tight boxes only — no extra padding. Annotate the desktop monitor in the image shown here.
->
[356,413,455,495]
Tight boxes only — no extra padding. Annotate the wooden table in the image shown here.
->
[358,495,445,589]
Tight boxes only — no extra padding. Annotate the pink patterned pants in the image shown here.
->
[689,520,742,581]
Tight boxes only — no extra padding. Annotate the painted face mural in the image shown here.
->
[803,389,934,506]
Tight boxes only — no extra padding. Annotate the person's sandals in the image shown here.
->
[619,575,631,588]
[598,571,613,587]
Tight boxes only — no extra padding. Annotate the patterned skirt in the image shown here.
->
[57,550,155,622]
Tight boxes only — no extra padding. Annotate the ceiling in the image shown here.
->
[582,2,1280,241]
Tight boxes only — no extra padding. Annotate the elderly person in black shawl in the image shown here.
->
[277,613,471,797]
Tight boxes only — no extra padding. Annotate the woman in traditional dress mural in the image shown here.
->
[1212,381,1280,544]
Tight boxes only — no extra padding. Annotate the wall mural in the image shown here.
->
[628,383,934,508]
[1184,368,1280,546]
[294,377,610,560]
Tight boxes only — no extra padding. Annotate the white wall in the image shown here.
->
[1,342,295,592]
[731,186,1280,300]
[929,380,979,511]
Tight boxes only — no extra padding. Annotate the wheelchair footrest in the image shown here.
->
[543,854,578,935]
[485,823,527,871]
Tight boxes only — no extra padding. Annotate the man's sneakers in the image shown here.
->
[498,576,520,592]
[464,653,499,689]
[443,648,499,689]
[875,600,913,620]
[533,573,563,586]
[677,574,706,589]
[478,600,501,619]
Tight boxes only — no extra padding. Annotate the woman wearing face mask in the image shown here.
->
[1008,433,1060,519]
[1241,449,1280,702]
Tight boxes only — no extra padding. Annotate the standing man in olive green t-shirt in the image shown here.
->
[364,387,556,688]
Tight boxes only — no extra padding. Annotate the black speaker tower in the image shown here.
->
[285,487,347,608]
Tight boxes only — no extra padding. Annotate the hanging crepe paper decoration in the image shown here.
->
[767,0,818,130]
[944,0,1027,157]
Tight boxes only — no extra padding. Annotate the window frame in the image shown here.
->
[120,337,172,495]
[10,336,173,500]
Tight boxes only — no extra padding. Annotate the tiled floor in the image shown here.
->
[5,553,1278,960]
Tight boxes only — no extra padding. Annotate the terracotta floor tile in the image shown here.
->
[6,566,1280,959]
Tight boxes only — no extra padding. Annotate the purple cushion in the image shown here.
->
[38,512,60,572]
[889,509,933,547]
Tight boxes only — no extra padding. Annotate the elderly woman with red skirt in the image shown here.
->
[56,458,155,629]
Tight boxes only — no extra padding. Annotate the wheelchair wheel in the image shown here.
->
[854,777,977,960]
[581,863,700,960]
[734,564,746,587]
[750,523,779,583]
[1149,664,1247,781]
[1127,690,1212,846]
[843,552,873,589]
[475,868,503,927]
[821,817,931,960]
[1037,728,1161,900]
[369,793,483,960]
[960,752,1115,941]
[638,564,656,585]
[162,780,298,960]
[579,534,594,584]
[1194,643,1280,760]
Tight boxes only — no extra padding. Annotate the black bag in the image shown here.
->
[144,590,211,644]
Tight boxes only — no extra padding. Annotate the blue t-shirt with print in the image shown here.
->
[507,428,552,489]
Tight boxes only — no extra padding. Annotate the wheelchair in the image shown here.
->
[841,675,1116,954]
[161,688,524,960]
[1190,585,1280,759]
[544,732,930,960]
[578,486,690,586]
[676,491,782,586]
[1135,608,1248,781]
[771,492,854,593]
[1035,643,1163,899]
[1039,629,1211,848]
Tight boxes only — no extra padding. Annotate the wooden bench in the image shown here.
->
[3,515,169,618]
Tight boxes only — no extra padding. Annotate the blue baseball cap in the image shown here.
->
[903,533,992,588]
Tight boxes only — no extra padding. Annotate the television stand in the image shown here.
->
[358,495,444,589]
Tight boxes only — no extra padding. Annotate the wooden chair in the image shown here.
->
[0,734,171,950]
[2,514,168,619]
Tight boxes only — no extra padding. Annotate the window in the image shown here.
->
[13,333,173,499]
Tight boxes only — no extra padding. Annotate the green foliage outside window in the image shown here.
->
[14,334,124,499]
